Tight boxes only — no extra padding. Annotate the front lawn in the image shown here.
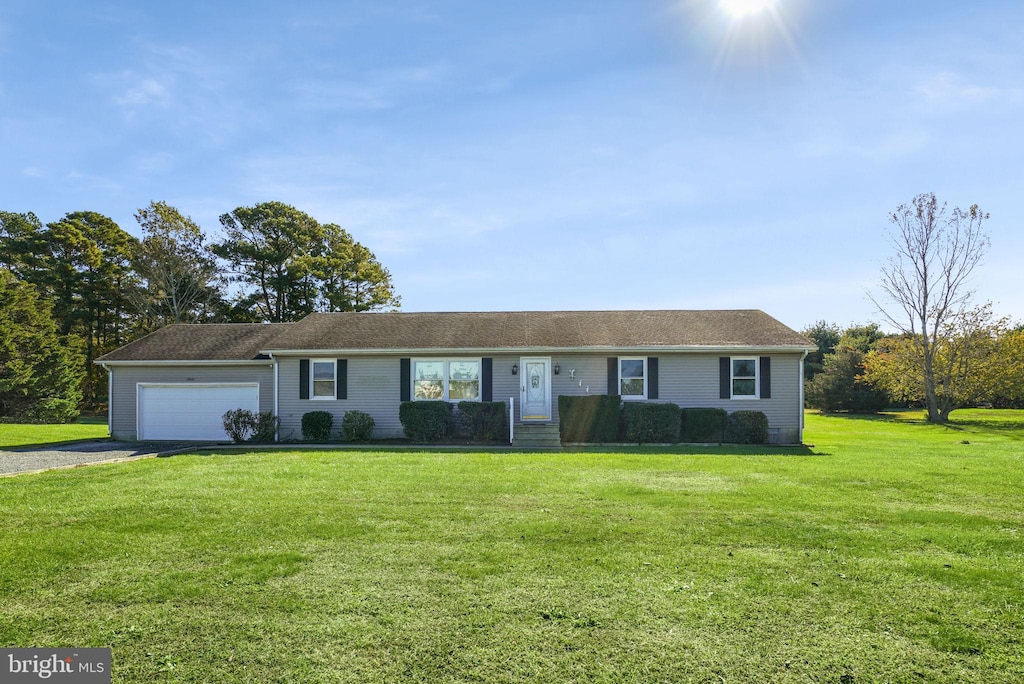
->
[0,410,1021,681]
[0,416,109,449]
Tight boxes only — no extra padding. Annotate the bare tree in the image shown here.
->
[133,201,224,325]
[869,193,990,422]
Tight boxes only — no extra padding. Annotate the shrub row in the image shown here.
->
[398,401,508,443]
[299,410,376,442]
[558,397,770,444]
[557,395,622,443]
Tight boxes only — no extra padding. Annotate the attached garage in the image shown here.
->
[137,383,260,441]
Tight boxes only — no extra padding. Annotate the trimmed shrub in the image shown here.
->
[680,408,728,443]
[250,411,278,443]
[558,395,621,443]
[341,410,375,442]
[301,410,334,442]
[621,402,682,444]
[222,408,254,443]
[457,401,508,442]
[724,410,769,444]
[399,401,453,442]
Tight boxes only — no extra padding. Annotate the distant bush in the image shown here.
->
[680,408,728,442]
[558,395,621,443]
[457,401,508,442]
[341,410,375,442]
[399,401,453,442]
[806,347,889,414]
[724,410,769,444]
[301,411,334,442]
[22,398,80,424]
[620,402,682,444]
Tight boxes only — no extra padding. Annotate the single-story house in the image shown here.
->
[95,309,816,445]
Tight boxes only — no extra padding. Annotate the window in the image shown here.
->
[311,360,336,399]
[619,357,646,400]
[731,357,758,399]
[413,359,480,401]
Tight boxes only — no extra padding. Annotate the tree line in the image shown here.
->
[807,193,1023,420]
[0,201,400,418]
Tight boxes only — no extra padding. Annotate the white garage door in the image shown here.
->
[138,384,260,441]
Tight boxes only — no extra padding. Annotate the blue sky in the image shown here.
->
[2,0,1022,331]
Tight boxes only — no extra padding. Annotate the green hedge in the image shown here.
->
[341,410,375,442]
[680,408,728,442]
[724,410,769,444]
[620,402,682,444]
[558,395,621,443]
[301,410,334,442]
[457,402,508,442]
[399,401,453,442]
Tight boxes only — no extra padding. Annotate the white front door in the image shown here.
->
[520,357,551,421]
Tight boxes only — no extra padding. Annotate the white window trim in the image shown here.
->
[411,358,482,402]
[730,356,759,400]
[619,356,647,401]
[310,359,337,401]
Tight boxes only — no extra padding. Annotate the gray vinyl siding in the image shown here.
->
[546,352,803,443]
[277,356,403,440]
[108,364,274,441]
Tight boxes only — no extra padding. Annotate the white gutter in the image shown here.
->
[262,345,819,357]
[94,360,274,367]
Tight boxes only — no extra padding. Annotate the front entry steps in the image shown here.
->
[512,423,561,449]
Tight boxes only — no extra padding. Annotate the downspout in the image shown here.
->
[799,350,808,444]
[269,352,279,442]
[99,362,112,439]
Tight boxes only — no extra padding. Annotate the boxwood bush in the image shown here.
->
[301,410,334,442]
[457,401,508,442]
[620,402,682,444]
[724,410,769,444]
[341,410,375,442]
[399,401,453,442]
[558,395,621,443]
[222,409,278,443]
[680,407,728,443]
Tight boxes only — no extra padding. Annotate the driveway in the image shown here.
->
[0,441,196,476]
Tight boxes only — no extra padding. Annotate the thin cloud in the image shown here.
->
[916,71,998,103]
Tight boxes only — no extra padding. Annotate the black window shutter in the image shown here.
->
[400,358,411,402]
[336,359,348,400]
[647,357,659,400]
[719,357,731,399]
[299,359,310,400]
[607,357,619,396]
[760,356,771,399]
[481,358,493,402]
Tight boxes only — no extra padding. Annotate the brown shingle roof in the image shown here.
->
[96,323,292,362]
[267,310,814,352]
[96,311,814,363]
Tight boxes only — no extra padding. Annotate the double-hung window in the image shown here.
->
[413,359,480,401]
[311,360,336,399]
[731,357,758,399]
[619,357,647,400]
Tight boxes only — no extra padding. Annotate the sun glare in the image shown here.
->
[720,0,776,20]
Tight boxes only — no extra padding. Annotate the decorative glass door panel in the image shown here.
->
[520,358,551,421]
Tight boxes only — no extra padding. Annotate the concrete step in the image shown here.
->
[513,424,561,448]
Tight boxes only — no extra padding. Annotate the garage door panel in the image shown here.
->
[139,384,259,441]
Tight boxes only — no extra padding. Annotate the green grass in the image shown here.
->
[0,416,109,449]
[1,410,1022,682]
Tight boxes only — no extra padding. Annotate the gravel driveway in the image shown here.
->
[0,441,197,476]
